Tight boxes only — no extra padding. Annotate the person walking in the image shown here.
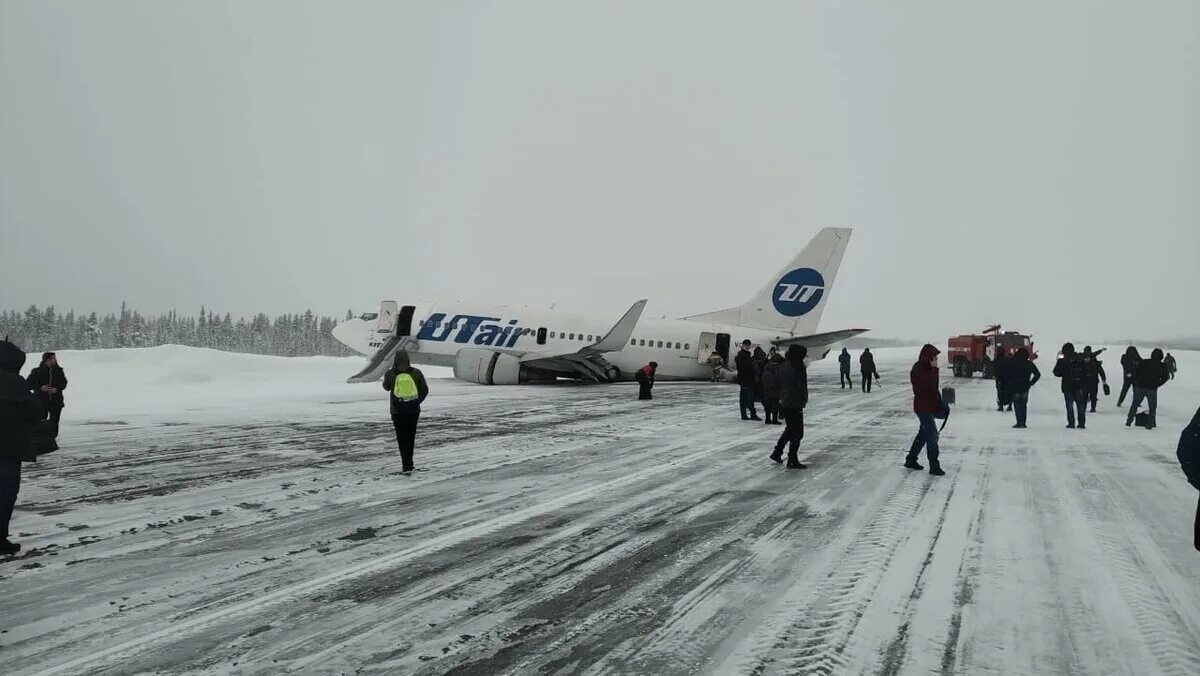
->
[1053,343,1089,429]
[635,361,658,401]
[1081,346,1108,413]
[735,340,761,421]
[905,344,945,475]
[25,352,67,434]
[1117,346,1141,406]
[1006,347,1041,428]
[1,340,42,556]
[769,345,809,468]
[838,348,853,389]
[382,349,429,475]
[860,348,879,393]
[993,348,1012,412]
[1177,406,1200,551]
[1126,349,1170,430]
[760,348,785,426]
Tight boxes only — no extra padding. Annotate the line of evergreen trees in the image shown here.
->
[0,304,357,357]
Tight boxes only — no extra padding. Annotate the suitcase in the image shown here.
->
[31,420,59,457]
[1135,412,1150,428]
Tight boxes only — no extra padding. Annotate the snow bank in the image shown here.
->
[19,345,453,425]
[21,344,1197,433]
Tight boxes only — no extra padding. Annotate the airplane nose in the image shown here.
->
[332,319,364,351]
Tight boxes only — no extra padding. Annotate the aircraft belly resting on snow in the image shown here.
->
[332,227,867,385]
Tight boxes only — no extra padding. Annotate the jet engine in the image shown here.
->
[454,348,523,385]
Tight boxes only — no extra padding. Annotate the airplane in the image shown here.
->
[332,227,868,385]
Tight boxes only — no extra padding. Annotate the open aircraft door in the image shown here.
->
[696,331,732,365]
[347,301,420,384]
[697,332,716,363]
[376,301,399,337]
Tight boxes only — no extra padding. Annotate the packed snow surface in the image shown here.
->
[3,346,1198,675]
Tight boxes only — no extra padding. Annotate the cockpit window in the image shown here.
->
[359,313,379,321]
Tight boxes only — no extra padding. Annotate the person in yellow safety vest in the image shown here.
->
[382,349,429,475]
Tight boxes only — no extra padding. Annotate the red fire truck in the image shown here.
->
[947,325,1036,378]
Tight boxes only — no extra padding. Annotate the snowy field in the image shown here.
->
[3,345,1199,675]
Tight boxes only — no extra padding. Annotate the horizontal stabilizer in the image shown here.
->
[771,328,870,349]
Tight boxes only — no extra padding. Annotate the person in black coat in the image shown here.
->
[1117,346,1141,406]
[1080,346,1108,413]
[382,350,429,475]
[838,348,853,389]
[1126,348,1170,430]
[751,346,768,400]
[993,349,1012,412]
[1,340,42,556]
[1053,343,1089,429]
[1006,347,1041,428]
[760,349,785,426]
[1177,407,1200,551]
[26,352,67,431]
[735,341,761,421]
[770,345,809,469]
[860,348,879,393]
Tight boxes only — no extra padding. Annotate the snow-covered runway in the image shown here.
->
[3,347,1198,675]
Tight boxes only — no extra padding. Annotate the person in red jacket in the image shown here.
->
[636,362,658,400]
[906,344,945,476]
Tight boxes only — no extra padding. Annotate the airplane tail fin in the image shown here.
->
[683,226,852,334]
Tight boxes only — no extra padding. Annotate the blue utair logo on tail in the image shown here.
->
[773,268,825,316]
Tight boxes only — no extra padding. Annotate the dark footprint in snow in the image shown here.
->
[338,527,377,542]
[236,502,263,510]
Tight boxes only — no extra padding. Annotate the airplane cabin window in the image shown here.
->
[587,335,593,341]
[685,343,690,350]
[569,333,575,340]
[630,339,636,346]
[657,341,664,348]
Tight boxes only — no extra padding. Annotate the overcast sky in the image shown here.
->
[2,0,1197,341]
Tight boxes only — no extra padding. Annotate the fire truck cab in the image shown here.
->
[947,325,1035,378]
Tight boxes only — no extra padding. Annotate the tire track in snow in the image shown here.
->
[22,384,835,674]
[706,471,934,676]
[31,439,737,676]
[1065,456,1200,676]
[411,391,911,675]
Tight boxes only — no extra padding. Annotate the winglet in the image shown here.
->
[587,299,647,353]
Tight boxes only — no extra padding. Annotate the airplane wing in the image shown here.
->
[514,299,647,381]
[518,299,646,363]
[771,328,870,349]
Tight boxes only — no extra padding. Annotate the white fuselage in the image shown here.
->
[333,301,821,382]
